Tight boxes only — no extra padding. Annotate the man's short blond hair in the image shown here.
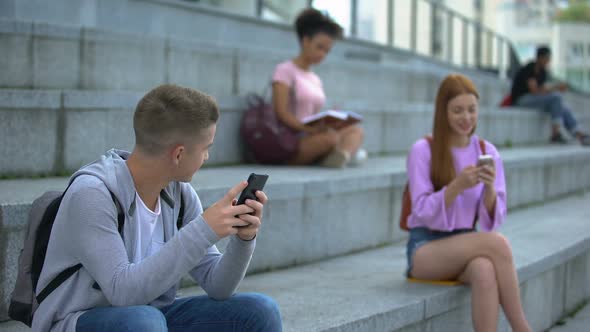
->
[133,84,219,155]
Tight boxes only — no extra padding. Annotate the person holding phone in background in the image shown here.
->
[271,8,366,168]
[405,74,532,332]
[32,85,282,332]
[511,46,590,146]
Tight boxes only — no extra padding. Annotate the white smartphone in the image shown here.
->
[477,155,494,168]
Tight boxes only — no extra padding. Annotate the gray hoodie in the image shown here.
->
[32,150,256,332]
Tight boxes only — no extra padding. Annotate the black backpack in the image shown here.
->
[8,183,185,327]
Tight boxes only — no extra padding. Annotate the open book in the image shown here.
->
[301,110,363,128]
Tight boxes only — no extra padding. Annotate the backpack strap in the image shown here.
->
[36,264,83,304]
[158,189,185,230]
[177,191,185,231]
[109,190,125,236]
[479,139,486,154]
[36,189,124,304]
[92,190,184,292]
[38,185,187,303]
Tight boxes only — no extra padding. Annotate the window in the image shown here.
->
[515,7,539,26]
[262,0,308,23]
[313,0,352,36]
[567,42,584,61]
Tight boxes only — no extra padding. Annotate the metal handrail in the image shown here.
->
[331,0,520,79]
[183,0,521,79]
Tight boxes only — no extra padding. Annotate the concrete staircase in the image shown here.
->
[1,1,590,331]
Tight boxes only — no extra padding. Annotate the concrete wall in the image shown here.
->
[1,88,571,176]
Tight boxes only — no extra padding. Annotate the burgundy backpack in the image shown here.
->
[241,87,299,164]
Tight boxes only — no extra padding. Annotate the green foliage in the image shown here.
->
[555,1,590,23]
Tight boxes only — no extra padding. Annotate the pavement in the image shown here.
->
[549,302,590,332]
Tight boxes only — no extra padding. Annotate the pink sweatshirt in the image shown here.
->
[406,135,507,232]
[272,60,326,122]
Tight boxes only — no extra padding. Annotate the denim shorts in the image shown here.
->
[405,227,474,277]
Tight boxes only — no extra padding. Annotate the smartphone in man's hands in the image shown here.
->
[237,173,268,205]
[234,173,269,228]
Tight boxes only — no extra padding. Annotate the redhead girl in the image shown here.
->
[405,74,532,332]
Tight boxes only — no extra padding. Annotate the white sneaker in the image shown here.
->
[320,149,350,168]
[348,148,368,167]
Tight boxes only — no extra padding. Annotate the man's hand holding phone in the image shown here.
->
[233,173,268,240]
[233,189,268,241]
[202,174,269,241]
[202,181,255,239]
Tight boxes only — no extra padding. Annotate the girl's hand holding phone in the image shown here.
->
[477,155,496,188]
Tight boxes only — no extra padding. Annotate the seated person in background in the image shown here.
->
[33,85,282,332]
[406,74,532,332]
[272,8,366,168]
[511,46,589,146]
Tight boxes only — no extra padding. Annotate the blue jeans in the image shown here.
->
[516,92,578,135]
[406,227,474,277]
[76,293,282,332]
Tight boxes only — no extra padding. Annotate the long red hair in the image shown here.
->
[431,74,479,190]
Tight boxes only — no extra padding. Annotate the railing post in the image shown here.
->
[430,2,437,57]
[462,18,468,66]
[447,9,454,63]
[497,37,505,78]
[256,0,263,17]
[487,30,493,70]
[301,0,515,76]
[388,0,394,46]
[474,22,482,68]
[350,0,358,37]
[410,0,417,52]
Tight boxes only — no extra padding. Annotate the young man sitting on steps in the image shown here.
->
[32,85,282,332]
[510,46,590,146]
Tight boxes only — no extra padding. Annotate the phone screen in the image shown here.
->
[477,155,494,167]
[237,173,269,205]
[234,173,269,228]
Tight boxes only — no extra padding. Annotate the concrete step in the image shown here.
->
[2,4,590,120]
[0,0,513,93]
[189,192,590,332]
[549,303,590,332]
[2,0,589,111]
[5,88,590,176]
[0,18,512,107]
[1,145,590,322]
[2,191,590,331]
